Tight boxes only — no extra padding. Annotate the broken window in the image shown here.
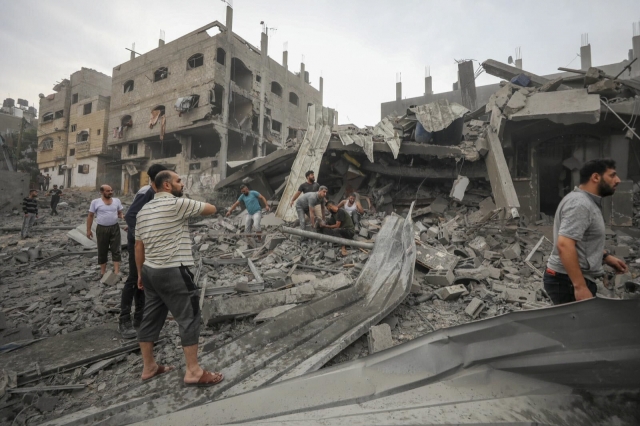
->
[58,165,64,175]
[54,110,64,119]
[187,53,204,70]
[289,92,299,106]
[175,95,200,115]
[121,115,133,127]
[189,162,201,170]
[216,48,226,65]
[83,103,92,115]
[230,58,253,91]
[71,124,77,132]
[42,112,54,123]
[77,164,89,174]
[191,132,221,160]
[229,92,254,131]
[77,130,89,143]
[40,138,53,151]
[154,67,168,82]
[97,129,101,136]
[72,93,78,104]
[128,143,138,155]
[124,80,134,93]
[210,84,224,116]
[270,81,283,97]
[69,149,75,156]
[272,120,282,133]
[256,75,262,82]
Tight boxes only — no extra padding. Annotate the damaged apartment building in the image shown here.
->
[107,5,323,195]
[37,68,120,189]
[378,30,640,225]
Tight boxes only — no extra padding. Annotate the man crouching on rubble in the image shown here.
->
[134,170,223,386]
[320,200,355,256]
[545,159,627,305]
[295,186,328,230]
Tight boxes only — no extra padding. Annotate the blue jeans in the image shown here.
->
[21,213,36,238]
[543,269,597,305]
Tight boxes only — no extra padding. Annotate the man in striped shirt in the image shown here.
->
[134,170,223,387]
[21,189,38,239]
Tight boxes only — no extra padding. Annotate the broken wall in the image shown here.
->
[0,171,30,212]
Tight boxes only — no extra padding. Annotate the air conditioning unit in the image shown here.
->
[60,164,68,169]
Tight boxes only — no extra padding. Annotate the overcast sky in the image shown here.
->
[1,0,638,126]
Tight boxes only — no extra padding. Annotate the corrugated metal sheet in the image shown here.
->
[275,105,335,221]
[410,99,469,132]
[335,116,401,162]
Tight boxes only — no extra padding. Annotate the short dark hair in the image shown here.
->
[99,185,105,192]
[147,164,168,182]
[154,170,174,189]
[579,158,616,184]
[326,200,336,207]
[305,170,314,178]
[29,189,38,194]
[240,184,249,190]
[53,185,58,188]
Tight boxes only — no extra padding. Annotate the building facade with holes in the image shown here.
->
[37,68,119,190]
[106,6,323,195]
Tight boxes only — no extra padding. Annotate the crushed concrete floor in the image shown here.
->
[1,183,640,425]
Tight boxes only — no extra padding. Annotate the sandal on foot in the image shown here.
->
[184,370,224,388]
[142,365,174,381]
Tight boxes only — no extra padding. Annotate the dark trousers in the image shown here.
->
[120,235,145,325]
[96,224,122,264]
[543,269,597,305]
[320,227,355,239]
[51,198,59,215]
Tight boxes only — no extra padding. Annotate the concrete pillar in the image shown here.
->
[515,58,522,69]
[610,134,629,180]
[300,62,305,82]
[283,51,288,70]
[633,36,640,61]
[458,60,477,111]
[319,76,323,106]
[158,39,165,48]
[258,31,268,154]
[225,5,233,33]
[396,82,402,101]
[130,50,135,61]
[425,76,433,95]
[219,4,234,179]
[334,111,338,126]
[580,44,592,70]
[629,49,634,61]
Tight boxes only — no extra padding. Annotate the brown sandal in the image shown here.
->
[142,365,174,381]
[184,370,224,388]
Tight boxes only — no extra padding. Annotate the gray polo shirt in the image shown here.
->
[547,187,605,281]
[296,191,323,211]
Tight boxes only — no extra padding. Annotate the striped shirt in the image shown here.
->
[135,192,205,268]
[22,197,38,215]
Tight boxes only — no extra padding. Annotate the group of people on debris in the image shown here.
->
[19,157,628,389]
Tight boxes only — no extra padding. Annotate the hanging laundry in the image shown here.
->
[160,115,166,141]
[149,109,161,128]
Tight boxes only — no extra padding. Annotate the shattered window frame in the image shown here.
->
[154,67,169,82]
[187,53,204,70]
[70,124,77,132]
[77,130,89,143]
[42,112,54,123]
[124,80,135,93]
[40,138,54,151]
[54,110,64,119]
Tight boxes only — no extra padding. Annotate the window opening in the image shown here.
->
[289,92,299,106]
[83,103,92,115]
[124,80,134,93]
[187,54,204,70]
[270,81,283,97]
[216,48,226,65]
[154,67,168,82]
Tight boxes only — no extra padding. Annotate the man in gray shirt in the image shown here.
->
[295,186,328,230]
[87,185,124,278]
[545,159,627,304]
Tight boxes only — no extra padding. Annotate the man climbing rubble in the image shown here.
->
[134,170,223,387]
[87,185,124,278]
[119,164,167,339]
[545,159,628,305]
[21,189,38,239]
[226,184,270,241]
[295,186,328,230]
[290,170,324,221]
[319,200,355,255]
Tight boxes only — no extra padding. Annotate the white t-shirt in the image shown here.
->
[89,198,123,226]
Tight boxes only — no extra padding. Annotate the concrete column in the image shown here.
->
[130,51,135,61]
[300,62,305,82]
[610,134,629,180]
[225,5,233,33]
[633,36,640,61]
[425,76,433,95]
[580,44,592,70]
[259,31,268,155]
[219,5,234,179]
[396,82,402,101]
[334,111,338,126]
[458,60,477,111]
[515,58,522,69]
[283,51,288,70]
[158,39,165,47]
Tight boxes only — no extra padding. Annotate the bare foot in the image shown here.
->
[141,364,174,381]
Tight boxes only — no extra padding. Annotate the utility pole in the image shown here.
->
[15,117,26,172]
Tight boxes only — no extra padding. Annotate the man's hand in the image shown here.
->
[225,210,231,217]
[290,200,294,207]
[605,255,628,273]
[87,230,93,239]
[124,226,128,232]
[265,205,271,212]
[573,284,594,301]
[137,276,144,290]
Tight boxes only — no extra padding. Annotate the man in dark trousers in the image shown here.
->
[37,173,45,191]
[290,170,325,220]
[545,159,628,305]
[119,164,167,339]
[48,185,62,215]
[319,200,355,256]
[87,185,124,277]
[21,189,38,239]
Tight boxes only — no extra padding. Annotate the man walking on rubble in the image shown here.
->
[135,170,223,386]
[225,184,270,241]
[545,159,628,305]
[87,185,124,278]
[295,186,328,230]
[118,164,167,339]
[48,185,63,216]
[37,173,45,191]
[319,200,355,256]
[290,170,324,221]
[21,189,38,239]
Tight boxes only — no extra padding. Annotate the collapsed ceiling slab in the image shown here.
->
[409,100,469,132]
[509,89,601,125]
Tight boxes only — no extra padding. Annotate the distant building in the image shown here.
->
[37,68,119,189]
[106,5,323,194]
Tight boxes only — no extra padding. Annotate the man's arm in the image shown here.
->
[201,203,217,216]
[226,201,240,217]
[117,202,124,219]
[258,194,270,211]
[290,191,302,206]
[604,251,628,273]
[556,236,593,301]
[308,206,316,226]
[22,198,28,215]
[322,220,341,229]
[356,201,364,214]
[86,212,95,239]
[135,240,145,289]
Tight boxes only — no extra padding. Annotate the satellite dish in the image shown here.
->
[508,56,513,64]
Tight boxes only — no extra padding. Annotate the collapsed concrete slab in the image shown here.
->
[67,221,127,249]
[509,89,601,125]
[484,118,520,213]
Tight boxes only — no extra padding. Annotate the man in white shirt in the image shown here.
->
[87,185,123,277]
[134,170,223,387]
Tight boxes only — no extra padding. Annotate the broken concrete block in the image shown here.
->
[522,301,549,310]
[614,273,633,290]
[503,90,527,116]
[437,227,449,245]
[488,267,502,280]
[502,288,536,304]
[311,273,352,295]
[291,273,316,284]
[455,257,481,269]
[468,236,489,253]
[455,267,491,280]
[416,245,459,271]
[285,284,316,304]
[425,269,455,287]
[483,250,502,260]
[199,244,210,252]
[266,236,286,250]
[359,227,369,238]
[100,271,119,286]
[494,84,511,110]
[588,79,619,97]
[465,297,485,319]
[614,245,630,258]
[430,196,449,214]
[538,77,564,93]
[502,243,521,260]
[253,304,297,323]
[435,284,468,301]
[13,252,29,263]
[35,396,59,413]
[427,226,439,238]
[84,357,118,377]
[584,67,603,85]
[367,323,393,354]
[449,175,470,202]
[475,137,488,156]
